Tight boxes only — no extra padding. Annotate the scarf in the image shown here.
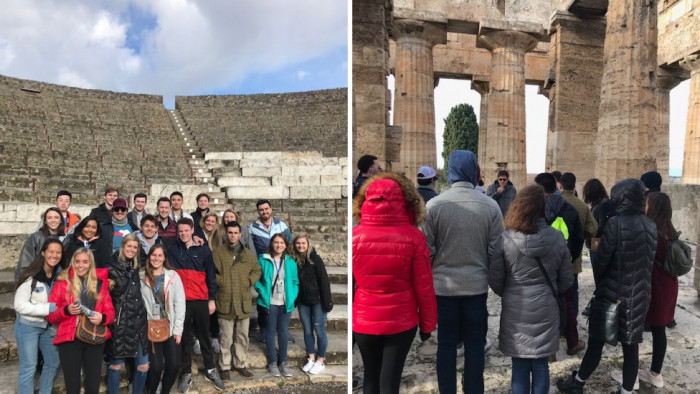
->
[112,215,128,227]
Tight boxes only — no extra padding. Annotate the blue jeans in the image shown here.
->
[107,341,149,394]
[511,357,549,394]
[298,303,328,358]
[436,294,487,394]
[15,320,60,394]
[266,304,292,364]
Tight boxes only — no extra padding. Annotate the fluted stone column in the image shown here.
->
[681,54,700,184]
[595,0,658,189]
[471,78,490,178]
[656,67,687,183]
[392,18,446,178]
[477,30,539,189]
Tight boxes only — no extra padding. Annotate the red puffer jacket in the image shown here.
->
[352,175,437,336]
[46,268,115,345]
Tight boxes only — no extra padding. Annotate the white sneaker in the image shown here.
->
[484,338,492,353]
[212,338,221,354]
[193,339,202,355]
[638,368,664,388]
[610,368,639,390]
[302,358,315,372]
[308,361,325,375]
[456,344,464,357]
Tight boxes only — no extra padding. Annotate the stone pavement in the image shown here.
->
[352,248,700,393]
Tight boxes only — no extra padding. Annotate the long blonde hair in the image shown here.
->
[289,234,312,267]
[58,248,100,301]
[200,212,223,250]
[118,233,140,269]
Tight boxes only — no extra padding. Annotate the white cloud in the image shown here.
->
[0,0,347,97]
[297,70,310,80]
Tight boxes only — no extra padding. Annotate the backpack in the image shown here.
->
[551,216,569,240]
[661,231,693,277]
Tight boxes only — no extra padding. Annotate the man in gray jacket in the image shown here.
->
[423,150,503,394]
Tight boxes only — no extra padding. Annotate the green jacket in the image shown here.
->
[212,241,261,319]
[561,190,599,273]
[254,254,299,313]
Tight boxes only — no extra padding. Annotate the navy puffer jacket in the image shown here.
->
[594,178,656,344]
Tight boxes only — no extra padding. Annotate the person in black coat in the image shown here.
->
[557,178,657,394]
[63,217,112,269]
[290,235,333,375]
[106,233,149,394]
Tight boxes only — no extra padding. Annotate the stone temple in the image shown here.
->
[0,73,349,386]
[353,0,700,293]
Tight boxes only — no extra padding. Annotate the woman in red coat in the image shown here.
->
[640,192,678,388]
[46,248,115,394]
[352,172,437,394]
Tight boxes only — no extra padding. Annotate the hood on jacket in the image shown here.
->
[447,150,478,186]
[136,230,159,248]
[507,219,554,259]
[611,178,646,215]
[352,172,425,226]
[544,194,566,223]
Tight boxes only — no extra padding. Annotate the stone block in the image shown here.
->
[290,157,340,166]
[289,186,342,199]
[341,185,347,198]
[204,152,242,161]
[240,159,285,168]
[16,204,51,222]
[242,152,282,161]
[282,165,342,177]
[271,176,321,187]
[226,186,289,200]
[0,210,16,221]
[280,151,322,160]
[0,222,41,235]
[321,175,347,186]
[217,177,271,187]
[241,167,282,177]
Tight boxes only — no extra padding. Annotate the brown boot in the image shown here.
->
[567,339,586,355]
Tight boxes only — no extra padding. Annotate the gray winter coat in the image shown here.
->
[488,220,573,358]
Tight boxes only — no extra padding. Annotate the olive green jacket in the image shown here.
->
[212,241,261,320]
[561,190,598,273]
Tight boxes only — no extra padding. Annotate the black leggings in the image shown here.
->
[57,341,105,394]
[354,326,417,394]
[649,325,667,374]
[148,336,180,394]
[578,337,638,391]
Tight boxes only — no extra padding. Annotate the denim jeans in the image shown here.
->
[15,320,60,394]
[511,357,549,394]
[436,294,487,394]
[266,304,292,364]
[298,303,328,358]
[107,340,149,394]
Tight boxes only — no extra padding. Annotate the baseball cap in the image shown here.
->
[112,198,128,210]
[417,166,438,180]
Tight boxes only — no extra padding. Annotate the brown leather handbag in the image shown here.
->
[148,318,170,343]
[75,315,107,345]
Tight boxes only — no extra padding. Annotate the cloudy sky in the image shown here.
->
[0,0,348,108]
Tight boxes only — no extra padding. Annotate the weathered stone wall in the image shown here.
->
[664,183,700,244]
[0,74,192,205]
[176,89,347,158]
[658,0,700,66]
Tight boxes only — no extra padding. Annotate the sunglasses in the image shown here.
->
[113,207,127,213]
[498,178,508,182]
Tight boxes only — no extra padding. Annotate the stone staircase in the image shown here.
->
[0,262,348,392]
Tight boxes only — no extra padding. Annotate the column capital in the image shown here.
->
[471,76,489,96]
[657,65,689,91]
[477,29,540,54]
[392,18,447,46]
[680,54,700,76]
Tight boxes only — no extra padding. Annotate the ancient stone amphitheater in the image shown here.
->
[0,74,349,391]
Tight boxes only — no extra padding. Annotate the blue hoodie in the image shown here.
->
[448,150,478,186]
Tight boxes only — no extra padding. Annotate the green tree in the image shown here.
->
[439,103,479,188]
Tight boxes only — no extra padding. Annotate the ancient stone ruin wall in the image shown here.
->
[0,74,192,205]
[658,0,700,66]
[175,89,348,158]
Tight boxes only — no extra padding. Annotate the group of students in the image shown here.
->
[352,150,680,394]
[13,189,333,394]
